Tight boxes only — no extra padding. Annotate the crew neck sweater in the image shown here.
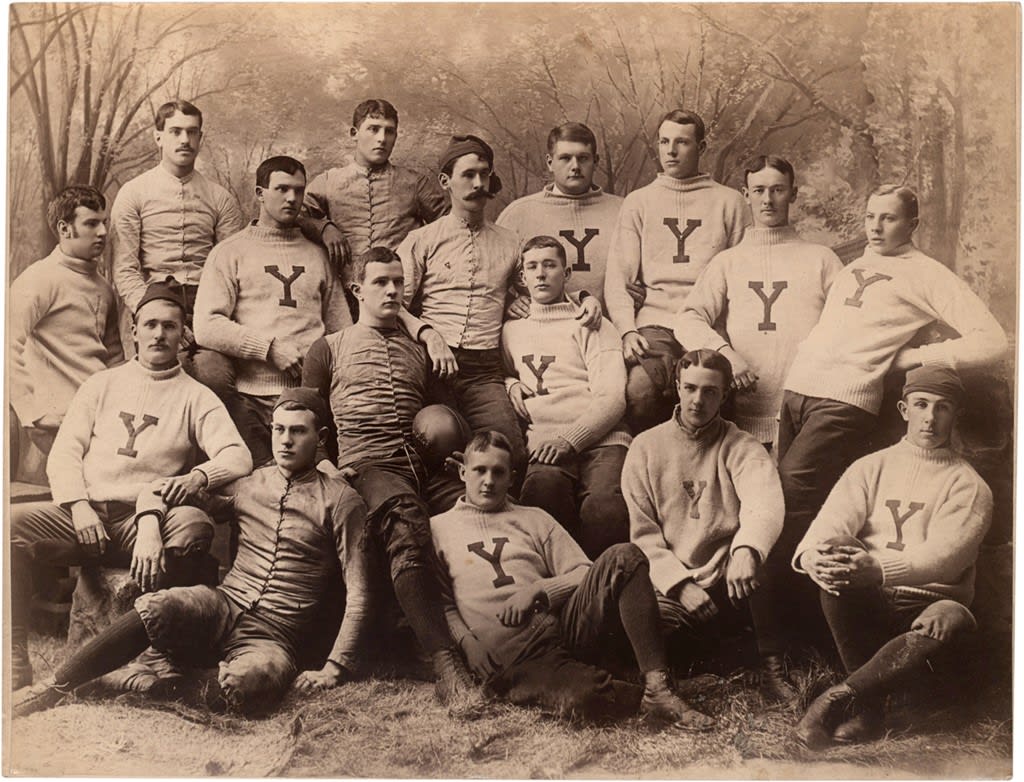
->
[605,173,749,336]
[194,222,352,397]
[47,359,252,506]
[793,438,993,605]
[431,497,591,665]
[497,184,624,308]
[622,411,784,595]
[784,243,1008,414]
[675,225,843,443]
[10,247,123,426]
[501,300,630,452]
[302,160,447,258]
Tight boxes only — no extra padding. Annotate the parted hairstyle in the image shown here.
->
[676,348,734,392]
[155,100,202,130]
[744,155,796,187]
[546,122,598,156]
[520,235,567,265]
[870,184,919,220]
[47,185,106,237]
[256,156,307,189]
[353,99,399,130]
[464,430,515,462]
[349,246,402,289]
[657,109,706,143]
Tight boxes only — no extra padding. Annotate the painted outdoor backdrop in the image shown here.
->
[6,3,1019,332]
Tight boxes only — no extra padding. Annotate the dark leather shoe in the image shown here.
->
[833,702,884,744]
[641,669,715,732]
[431,648,476,705]
[794,683,857,751]
[759,654,798,705]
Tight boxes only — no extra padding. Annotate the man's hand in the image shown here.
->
[800,543,881,595]
[421,328,459,379]
[626,281,647,313]
[498,585,548,627]
[459,634,498,680]
[321,224,351,273]
[530,437,574,466]
[676,581,718,623]
[181,325,197,350]
[71,501,108,557]
[158,470,208,507]
[831,545,884,589]
[269,338,303,379]
[890,346,923,373]
[293,660,348,691]
[130,514,165,592]
[725,547,760,605]
[575,296,602,330]
[622,331,650,365]
[506,294,531,321]
[508,381,534,422]
[721,347,757,392]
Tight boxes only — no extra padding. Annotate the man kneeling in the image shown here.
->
[430,431,714,729]
[793,366,992,749]
[14,389,372,719]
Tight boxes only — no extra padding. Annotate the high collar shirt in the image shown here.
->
[111,164,246,311]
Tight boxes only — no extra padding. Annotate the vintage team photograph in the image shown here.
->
[3,2,1017,777]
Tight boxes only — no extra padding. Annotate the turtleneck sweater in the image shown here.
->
[793,437,992,606]
[10,247,124,426]
[496,184,624,308]
[785,242,1008,414]
[194,221,352,396]
[605,173,750,336]
[302,160,447,258]
[47,359,252,506]
[501,299,630,452]
[675,225,843,443]
[430,497,591,665]
[622,408,784,595]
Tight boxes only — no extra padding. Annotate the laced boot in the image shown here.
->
[431,647,478,706]
[759,654,798,705]
[794,682,858,751]
[640,669,715,732]
[833,698,885,744]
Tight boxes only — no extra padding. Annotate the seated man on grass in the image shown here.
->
[793,366,992,749]
[15,389,374,719]
[430,430,715,729]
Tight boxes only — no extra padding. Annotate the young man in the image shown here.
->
[14,389,375,719]
[10,186,124,478]
[431,431,715,729]
[301,99,447,276]
[502,235,631,559]
[496,122,625,310]
[605,110,749,433]
[111,99,245,389]
[792,366,992,749]
[9,280,252,691]
[622,349,794,702]
[194,155,351,467]
[764,184,1008,658]
[302,246,473,702]
[675,156,842,448]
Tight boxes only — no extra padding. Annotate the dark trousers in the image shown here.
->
[520,445,629,560]
[755,391,877,653]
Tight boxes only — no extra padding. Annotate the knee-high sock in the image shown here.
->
[392,568,452,655]
[845,631,944,698]
[53,611,150,689]
[617,564,668,674]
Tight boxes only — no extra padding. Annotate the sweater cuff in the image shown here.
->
[877,552,911,585]
[542,576,581,610]
[558,424,594,453]
[239,334,273,362]
[915,342,955,368]
[193,460,237,491]
[730,530,772,568]
[505,377,522,394]
[51,484,89,508]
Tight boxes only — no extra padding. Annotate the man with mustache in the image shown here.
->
[111,100,246,403]
[301,99,447,310]
[9,280,252,692]
[10,186,124,479]
[194,156,351,467]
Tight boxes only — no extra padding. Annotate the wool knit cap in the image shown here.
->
[438,134,502,194]
[902,365,965,404]
[135,276,186,315]
[274,387,330,429]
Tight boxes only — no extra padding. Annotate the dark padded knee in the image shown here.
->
[219,649,295,717]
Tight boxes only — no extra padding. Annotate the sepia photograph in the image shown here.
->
[4,2,1017,777]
